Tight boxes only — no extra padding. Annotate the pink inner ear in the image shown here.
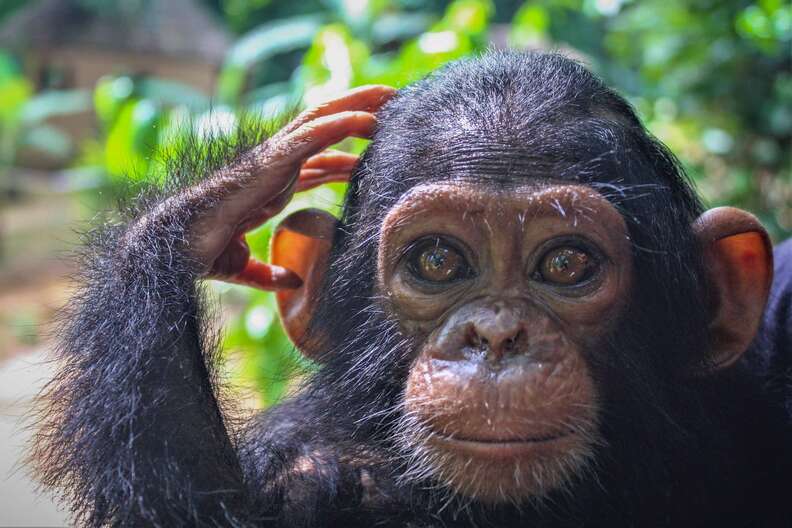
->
[715,232,771,294]
[272,229,315,331]
[703,230,773,370]
[271,226,331,358]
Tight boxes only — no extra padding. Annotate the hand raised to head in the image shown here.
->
[185,85,396,290]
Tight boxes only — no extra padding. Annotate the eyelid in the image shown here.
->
[530,235,607,265]
[401,235,475,267]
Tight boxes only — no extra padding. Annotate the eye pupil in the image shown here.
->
[539,247,594,285]
[426,251,446,270]
[550,254,571,273]
[409,240,469,284]
[419,247,458,281]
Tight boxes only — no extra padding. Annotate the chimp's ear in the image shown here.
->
[693,207,773,371]
[271,209,336,361]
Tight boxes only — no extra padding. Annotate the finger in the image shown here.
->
[278,85,396,137]
[296,171,351,192]
[243,115,370,197]
[283,111,377,163]
[221,258,303,291]
[301,150,359,171]
[297,151,358,189]
[296,151,358,189]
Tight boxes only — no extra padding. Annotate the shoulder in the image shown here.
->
[764,240,792,353]
[746,239,792,380]
[772,238,792,285]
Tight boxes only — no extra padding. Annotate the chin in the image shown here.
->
[429,430,597,503]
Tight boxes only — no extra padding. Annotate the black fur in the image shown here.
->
[31,51,792,527]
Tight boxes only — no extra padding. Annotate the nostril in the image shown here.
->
[466,319,526,358]
[503,329,523,353]
[466,326,489,351]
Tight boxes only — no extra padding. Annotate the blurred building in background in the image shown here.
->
[0,0,230,165]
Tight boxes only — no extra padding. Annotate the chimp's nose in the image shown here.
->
[466,305,525,361]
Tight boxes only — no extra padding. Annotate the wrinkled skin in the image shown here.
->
[379,183,632,502]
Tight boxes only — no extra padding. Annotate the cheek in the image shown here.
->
[383,272,451,323]
[542,258,634,346]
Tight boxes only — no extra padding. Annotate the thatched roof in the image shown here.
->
[0,0,231,64]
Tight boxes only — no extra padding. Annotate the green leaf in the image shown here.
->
[131,99,164,155]
[21,90,90,124]
[0,51,22,82]
[301,24,371,105]
[22,124,72,158]
[226,15,324,68]
[326,0,386,28]
[510,4,549,47]
[241,81,294,106]
[104,100,161,180]
[443,0,493,35]
[94,76,134,126]
[218,15,324,104]
[0,76,30,120]
[737,5,774,40]
[370,12,435,45]
[137,79,210,111]
[245,304,276,339]
[216,65,247,106]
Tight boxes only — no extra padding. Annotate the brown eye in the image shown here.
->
[408,239,470,284]
[537,247,596,286]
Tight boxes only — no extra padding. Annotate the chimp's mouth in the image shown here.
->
[432,430,572,444]
[427,427,576,458]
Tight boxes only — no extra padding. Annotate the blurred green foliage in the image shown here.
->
[1,0,788,405]
[0,52,89,194]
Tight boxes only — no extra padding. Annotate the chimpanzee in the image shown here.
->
[31,51,792,527]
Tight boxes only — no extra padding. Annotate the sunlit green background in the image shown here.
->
[0,0,789,407]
